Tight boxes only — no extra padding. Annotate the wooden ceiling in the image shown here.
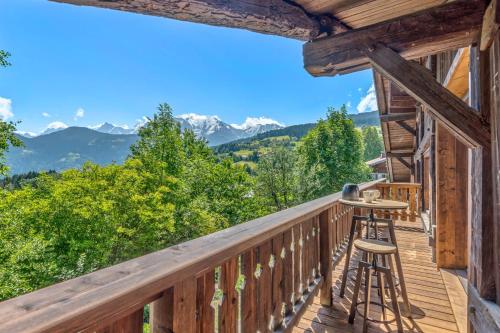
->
[374,72,417,182]
[295,0,453,29]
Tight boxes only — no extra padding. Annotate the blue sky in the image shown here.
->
[0,0,376,134]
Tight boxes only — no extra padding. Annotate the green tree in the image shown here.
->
[256,146,297,211]
[0,50,11,67]
[362,126,384,161]
[298,105,370,200]
[0,50,22,175]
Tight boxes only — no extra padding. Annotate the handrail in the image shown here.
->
[0,179,385,333]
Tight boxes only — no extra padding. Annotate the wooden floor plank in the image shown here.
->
[295,219,463,333]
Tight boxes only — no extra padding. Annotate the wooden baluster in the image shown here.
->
[241,250,257,333]
[391,186,399,220]
[282,229,294,316]
[271,234,284,329]
[220,258,238,333]
[301,221,309,289]
[333,204,339,250]
[257,241,272,332]
[382,186,391,218]
[331,206,338,252]
[196,271,215,333]
[151,288,173,333]
[292,226,301,305]
[314,216,320,278]
[401,187,408,221]
[173,277,197,333]
[102,309,143,333]
[319,208,333,306]
[409,187,417,222]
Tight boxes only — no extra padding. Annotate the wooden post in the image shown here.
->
[435,124,468,269]
[151,288,174,333]
[489,31,500,304]
[319,208,333,306]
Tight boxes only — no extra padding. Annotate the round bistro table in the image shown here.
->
[338,198,411,317]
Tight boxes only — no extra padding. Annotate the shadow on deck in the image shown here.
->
[294,219,465,333]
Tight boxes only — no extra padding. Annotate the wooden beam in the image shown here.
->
[303,0,484,76]
[379,113,415,122]
[366,44,491,148]
[480,0,500,51]
[386,152,413,158]
[396,120,417,136]
[394,156,412,170]
[51,0,320,41]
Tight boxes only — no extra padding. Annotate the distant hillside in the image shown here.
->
[349,110,380,127]
[7,127,138,174]
[214,123,315,154]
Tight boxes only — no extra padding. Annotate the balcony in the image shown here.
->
[0,180,467,333]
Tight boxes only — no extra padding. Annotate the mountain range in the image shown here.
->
[8,111,379,175]
[21,114,285,146]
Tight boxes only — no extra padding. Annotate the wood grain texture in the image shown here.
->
[219,258,238,333]
[196,271,215,333]
[150,288,173,333]
[241,250,257,333]
[489,32,500,305]
[303,0,484,76]
[481,0,500,51]
[435,124,468,269]
[51,0,319,41]
[173,277,197,333]
[319,208,333,306]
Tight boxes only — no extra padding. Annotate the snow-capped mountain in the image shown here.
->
[232,117,285,137]
[25,114,284,145]
[90,122,136,135]
[175,113,284,145]
[40,122,69,135]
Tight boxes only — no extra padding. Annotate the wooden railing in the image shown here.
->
[370,182,422,222]
[0,179,385,333]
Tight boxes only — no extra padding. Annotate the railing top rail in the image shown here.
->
[0,179,385,333]
[376,182,421,187]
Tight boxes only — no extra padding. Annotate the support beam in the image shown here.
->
[303,0,484,76]
[366,44,491,148]
[386,152,414,158]
[480,0,500,51]
[395,156,412,170]
[379,113,415,122]
[396,121,417,136]
[51,0,320,41]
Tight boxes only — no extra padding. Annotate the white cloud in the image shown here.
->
[42,112,50,118]
[357,87,362,92]
[46,121,68,130]
[356,84,378,113]
[231,117,284,130]
[346,101,352,109]
[0,97,14,120]
[74,107,85,120]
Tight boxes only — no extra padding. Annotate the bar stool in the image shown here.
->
[348,239,404,333]
[340,215,411,316]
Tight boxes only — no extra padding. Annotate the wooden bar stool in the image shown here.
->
[339,198,411,317]
[348,239,404,333]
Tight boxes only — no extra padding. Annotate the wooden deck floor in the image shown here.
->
[294,220,465,333]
